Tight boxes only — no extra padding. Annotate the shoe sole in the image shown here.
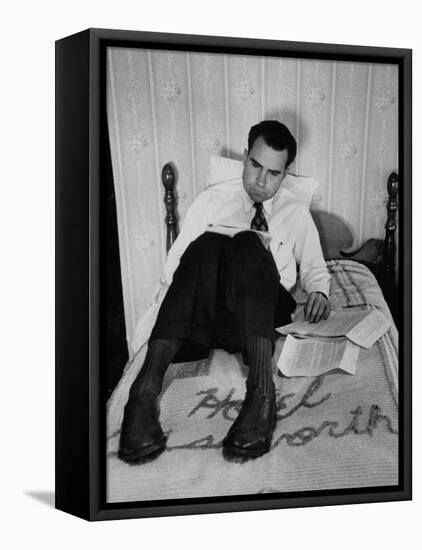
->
[118,436,167,464]
[223,441,271,458]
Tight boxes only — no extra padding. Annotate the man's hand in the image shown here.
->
[304,292,330,323]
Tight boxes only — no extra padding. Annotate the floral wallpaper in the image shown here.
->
[106,47,398,355]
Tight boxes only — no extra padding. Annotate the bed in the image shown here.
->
[106,165,399,503]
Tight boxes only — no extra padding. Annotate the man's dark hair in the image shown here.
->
[247,120,297,168]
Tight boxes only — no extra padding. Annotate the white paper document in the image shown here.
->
[276,309,391,349]
[207,224,272,247]
[277,335,360,377]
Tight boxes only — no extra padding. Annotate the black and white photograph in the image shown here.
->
[103,42,403,504]
[4,0,422,542]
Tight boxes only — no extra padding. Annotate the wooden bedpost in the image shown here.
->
[380,171,399,322]
[162,163,178,253]
[383,172,399,286]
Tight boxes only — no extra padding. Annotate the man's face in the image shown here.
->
[242,135,288,203]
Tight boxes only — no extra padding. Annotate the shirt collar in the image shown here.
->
[241,186,274,216]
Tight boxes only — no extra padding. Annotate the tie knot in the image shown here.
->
[253,202,264,212]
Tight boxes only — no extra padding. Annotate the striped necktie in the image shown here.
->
[250,202,269,232]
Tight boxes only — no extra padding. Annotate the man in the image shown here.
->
[119,120,331,463]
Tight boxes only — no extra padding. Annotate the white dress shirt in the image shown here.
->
[163,179,330,297]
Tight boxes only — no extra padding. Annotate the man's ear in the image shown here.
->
[242,149,248,164]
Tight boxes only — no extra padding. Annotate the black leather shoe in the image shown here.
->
[223,389,276,458]
[118,394,167,464]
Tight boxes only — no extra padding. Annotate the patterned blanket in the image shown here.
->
[107,260,398,503]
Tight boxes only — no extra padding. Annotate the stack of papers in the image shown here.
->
[276,309,391,378]
[277,309,391,349]
[279,335,360,377]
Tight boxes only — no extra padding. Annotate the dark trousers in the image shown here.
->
[150,231,296,364]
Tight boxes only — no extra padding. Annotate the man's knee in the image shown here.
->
[225,231,279,288]
[181,232,229,264]
[231,230,262,250]
[226,231,265,263]
[228,231,271,266]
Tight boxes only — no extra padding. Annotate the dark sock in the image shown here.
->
[129,338,183,398]
[244,335,275,396]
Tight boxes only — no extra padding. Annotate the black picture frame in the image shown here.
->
[55,27,412,521]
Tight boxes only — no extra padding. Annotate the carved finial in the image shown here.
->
[161,163,178,253]
[162,163,175,191]
[387,172,399,199]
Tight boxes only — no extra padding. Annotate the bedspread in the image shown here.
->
[106,260,398,503]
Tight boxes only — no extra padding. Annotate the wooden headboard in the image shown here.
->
[161,163,398,291]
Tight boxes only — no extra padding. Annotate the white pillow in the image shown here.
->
[208,154,319,207]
